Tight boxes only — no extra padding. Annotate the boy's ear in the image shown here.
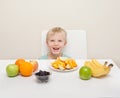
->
[46,40,48,45]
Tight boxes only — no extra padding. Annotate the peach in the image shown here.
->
[29,60,38,72]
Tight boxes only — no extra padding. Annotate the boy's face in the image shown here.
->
[46,32,66,55]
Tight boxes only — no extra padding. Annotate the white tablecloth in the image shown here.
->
[0,59,120,98]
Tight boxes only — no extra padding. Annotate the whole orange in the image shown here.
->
[20,61,33,77]
[15,58,25,68]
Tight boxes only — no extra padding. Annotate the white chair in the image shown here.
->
[41,30,87,59]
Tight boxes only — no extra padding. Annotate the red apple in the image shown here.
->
[29,60,38,72]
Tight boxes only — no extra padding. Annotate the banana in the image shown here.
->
[84,61,94,71]
[103,64,113,74]
[84,61,98,75]
[84,59,113,78]
[92,59,104,68]
[93,64,113,78]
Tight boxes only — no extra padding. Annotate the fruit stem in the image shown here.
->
[104,61,108,66]
[108,64,113,68]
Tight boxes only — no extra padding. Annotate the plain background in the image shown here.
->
[0,0,120,67]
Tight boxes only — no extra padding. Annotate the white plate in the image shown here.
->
[49,65,79,72]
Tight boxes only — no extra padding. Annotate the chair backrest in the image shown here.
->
[41,30,87,59]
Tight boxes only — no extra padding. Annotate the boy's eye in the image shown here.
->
[58,40,62,42]
[50,40,55,42]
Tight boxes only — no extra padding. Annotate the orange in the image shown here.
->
[20,61,33,77]
[15,58,25,68]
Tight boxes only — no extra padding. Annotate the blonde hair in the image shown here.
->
[46,27,67,41]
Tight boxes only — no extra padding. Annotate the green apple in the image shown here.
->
[6,64,19,77]
[79,66,92,80]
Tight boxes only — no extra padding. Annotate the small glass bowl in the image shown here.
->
[35,70,51,82]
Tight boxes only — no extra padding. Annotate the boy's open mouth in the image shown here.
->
[51,47,61,54]
[53,48,60,50]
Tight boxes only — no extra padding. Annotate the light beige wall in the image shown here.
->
[0,0,120,67]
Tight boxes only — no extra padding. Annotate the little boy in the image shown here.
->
[40,27,69,59]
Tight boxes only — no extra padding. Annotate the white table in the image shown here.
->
[0,59,120,98]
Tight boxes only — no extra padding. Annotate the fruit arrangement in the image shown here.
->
[84,59,113,78]
[6,58,39,77]
[51,57,78,71]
